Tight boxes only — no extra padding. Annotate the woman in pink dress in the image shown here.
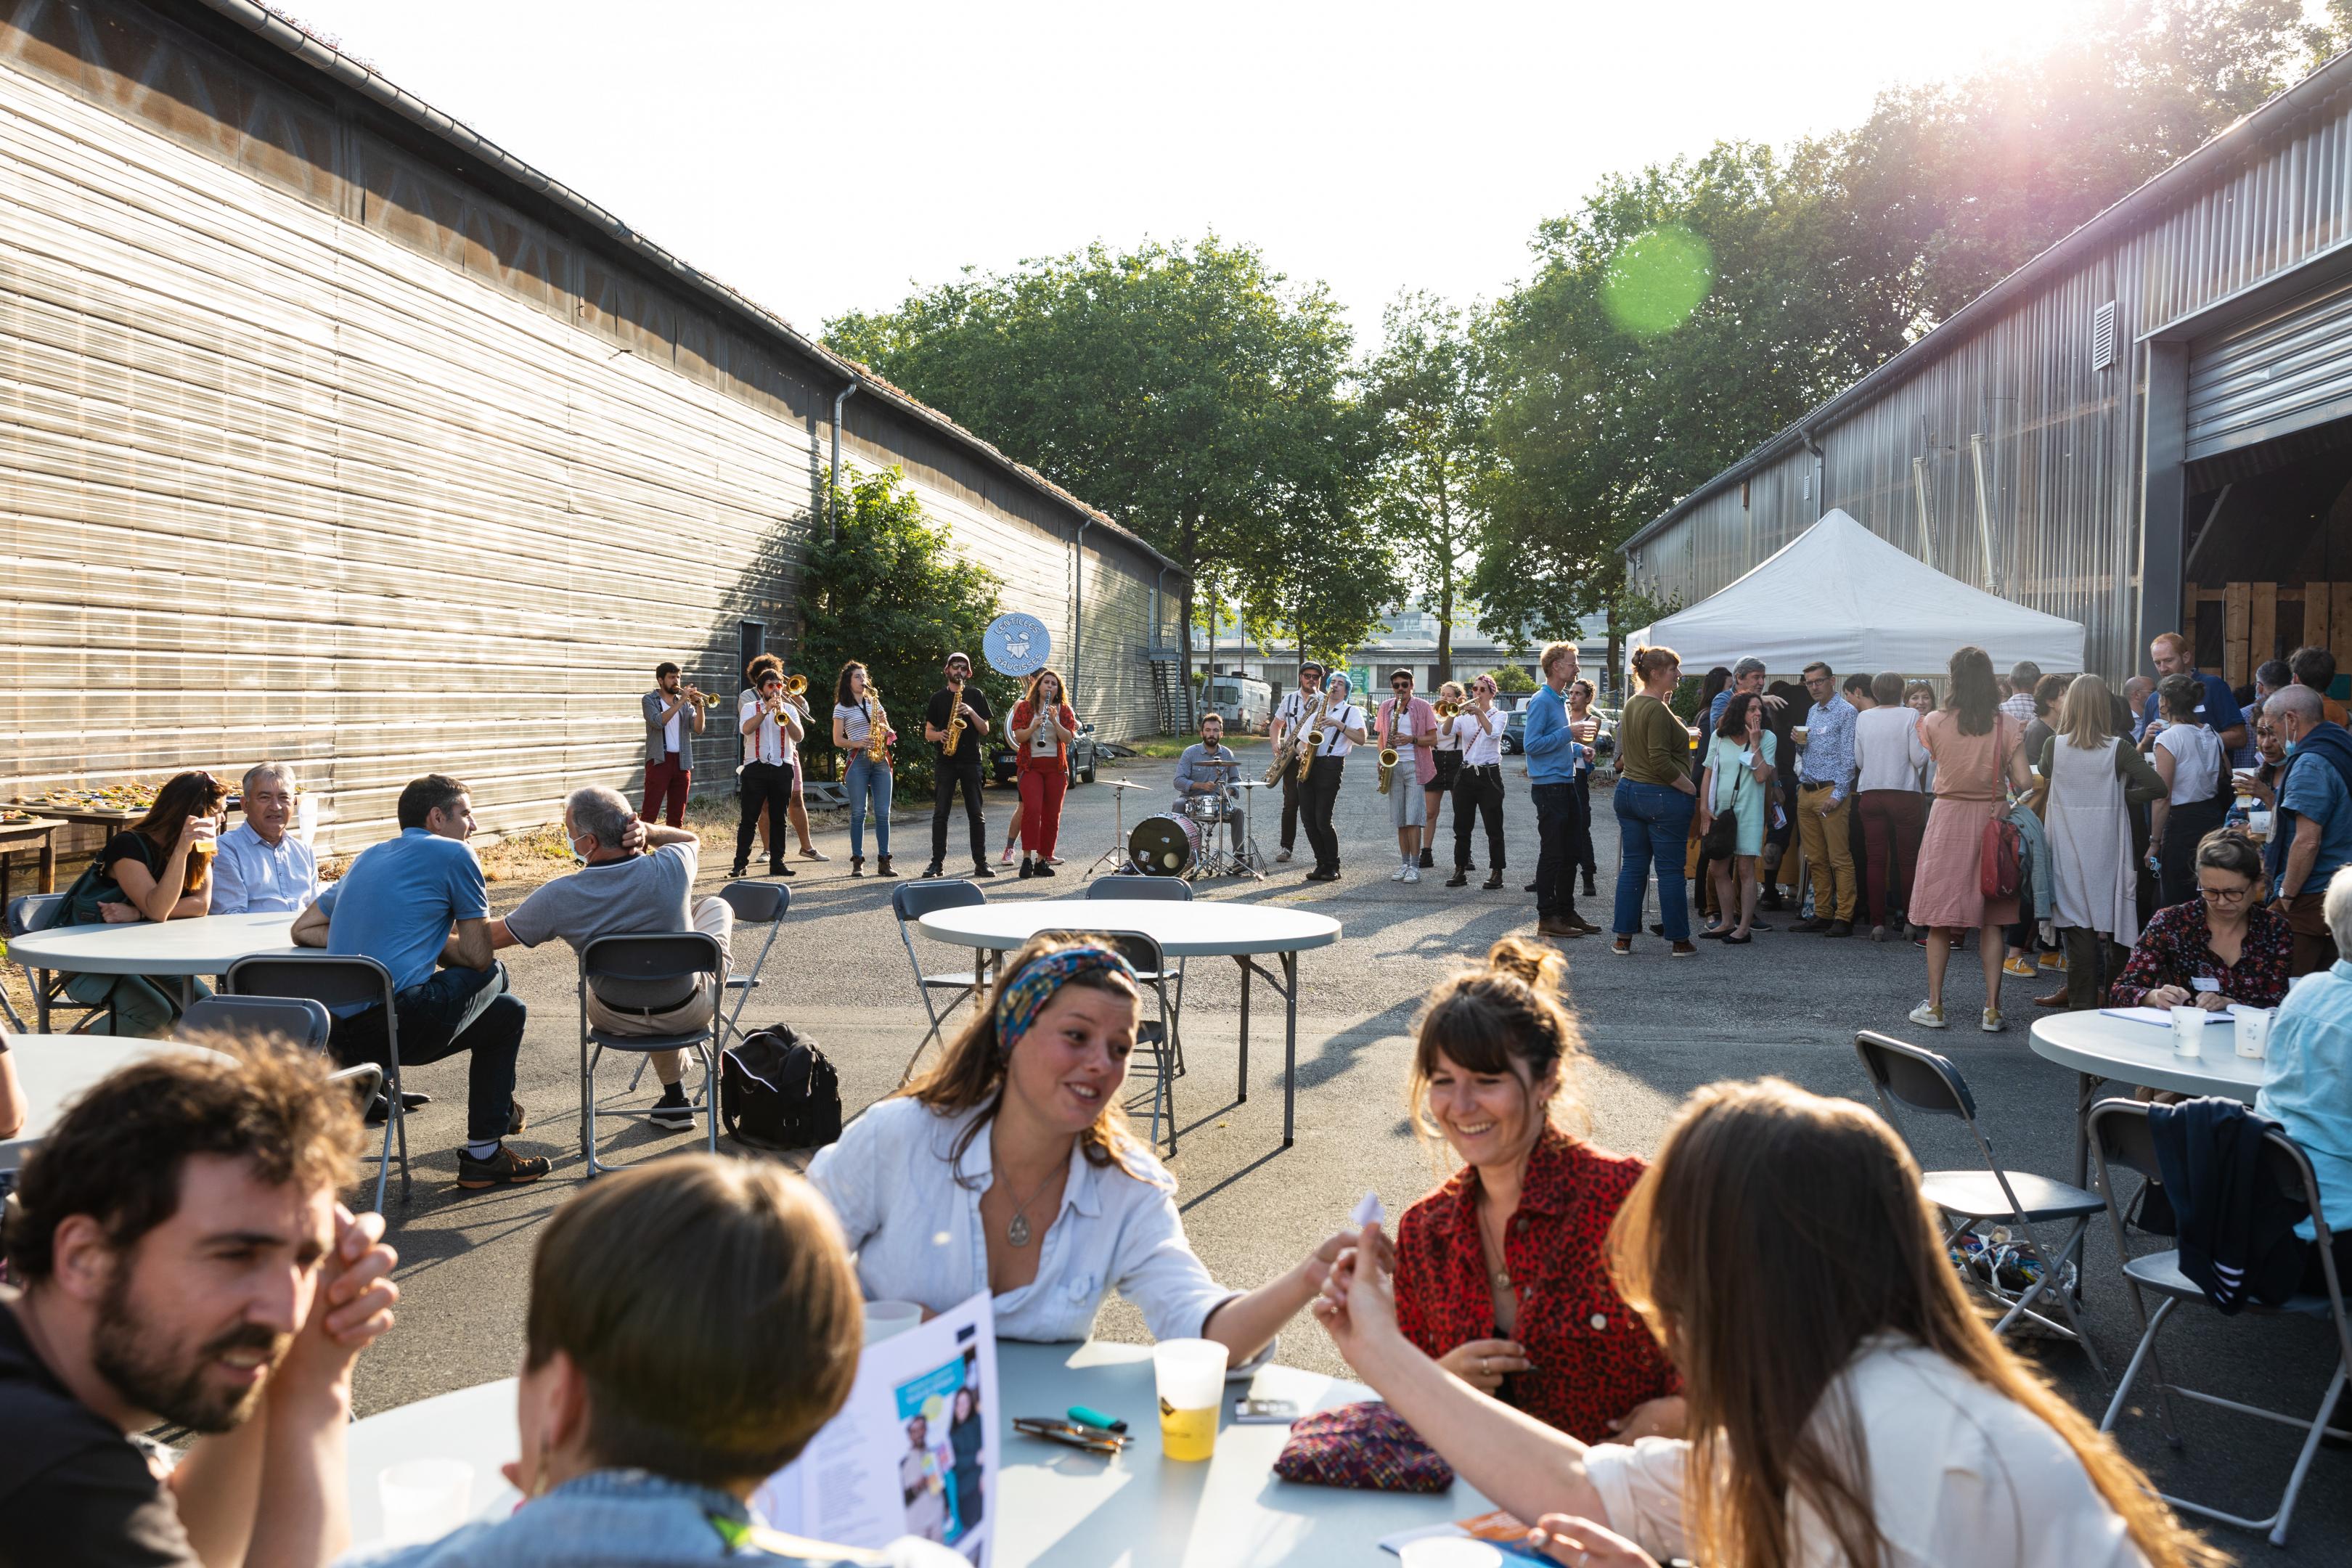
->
[1907,646,2033,1034]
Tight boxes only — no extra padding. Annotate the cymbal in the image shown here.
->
[1233,780,1273,788]
[1103,779,1151,790]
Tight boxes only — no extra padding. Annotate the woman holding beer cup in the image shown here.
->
[53,769,226,1035]
[809,934,1373,1363]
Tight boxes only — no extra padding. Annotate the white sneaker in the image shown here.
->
[799,847,830,862]
[1908,1001,1948,1029]
[1390,864,1410,881]
[1981,1008,2005,1033]
[1402,866,1421,883]
[1275,847,1292,863]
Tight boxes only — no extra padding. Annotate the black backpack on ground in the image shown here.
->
[719,1024,843,1151]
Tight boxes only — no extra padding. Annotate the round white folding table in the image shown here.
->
[917,899,1341,1146]
[1,1035,228,1169]
[7,912,300,1025]
[2028,1010,2266,1183]
[343,1340,1489,1564]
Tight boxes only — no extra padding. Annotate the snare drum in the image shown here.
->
[1181,793,1233,825]
[1129,813,1196,876]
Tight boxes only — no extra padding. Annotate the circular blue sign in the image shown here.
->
[984,613,1053,677]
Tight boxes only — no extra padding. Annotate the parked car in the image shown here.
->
[1498,708,1614,759]
[989,722,1099,786]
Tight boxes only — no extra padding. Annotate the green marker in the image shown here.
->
[1068,1403,1127,1434]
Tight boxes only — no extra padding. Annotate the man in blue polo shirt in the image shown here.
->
[2266,685,2352,976]
[291,774,544,1189]
[2139,630,2247,755]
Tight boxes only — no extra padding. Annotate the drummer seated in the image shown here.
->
[2105,831,2290,1012]
[334,1157,964,1568]
[208,761,319,915]
[1173,713,1239,814]
[809,935,1375,1355]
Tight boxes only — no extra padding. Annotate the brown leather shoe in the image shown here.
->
[1535,916,1585,940]
[2033,987,2070,1008]
[457,1143,551,1189]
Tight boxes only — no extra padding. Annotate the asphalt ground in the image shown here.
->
[352,751,2351,1564]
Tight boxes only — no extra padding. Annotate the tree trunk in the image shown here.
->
[1435,575,1455,685]
[1605,601,1622,706]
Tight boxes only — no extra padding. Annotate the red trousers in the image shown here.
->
[1857,789,1925,928]
[641,751,690,826]
[1018,759,1068,858]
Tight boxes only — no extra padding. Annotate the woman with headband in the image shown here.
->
[809,934,1375,1349]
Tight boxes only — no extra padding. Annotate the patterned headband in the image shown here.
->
[997,944,1137,1055]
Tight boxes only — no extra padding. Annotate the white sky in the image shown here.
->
[279,0,2115,346]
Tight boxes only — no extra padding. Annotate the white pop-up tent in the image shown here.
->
[1626,510,2087,676]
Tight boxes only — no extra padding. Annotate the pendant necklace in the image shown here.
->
[1478,1203,1512,1291]
[1002,1166,1058,1248]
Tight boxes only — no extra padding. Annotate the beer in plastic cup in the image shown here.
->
[2170,1005,2206,1057]
[862,1299,923,1344]
[378,1458,473,1544]
[2234,1008,2273,1059]
[1152,1338,1228,1461]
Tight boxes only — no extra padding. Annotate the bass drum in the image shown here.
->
[1128,812,1196,877]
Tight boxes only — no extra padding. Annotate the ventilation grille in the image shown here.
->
[2092,300,2117,372]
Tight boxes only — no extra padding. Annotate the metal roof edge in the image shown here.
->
[1620,44,2352,559]
[179,0,1183,580]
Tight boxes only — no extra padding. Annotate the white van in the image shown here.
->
[1200,674,1273,733]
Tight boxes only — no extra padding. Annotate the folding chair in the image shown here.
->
[893,880,993,1085]
[9,892,111,1034]
[2089,1098,2352,1546]
[1854,1030,2105,1371]
[579,931,724,1175]
[228,955,408,1212]
[1085,875,1190,1077]
[1087,928,1180,1156]
[623,880,787,1096]
[177,995,332,1053]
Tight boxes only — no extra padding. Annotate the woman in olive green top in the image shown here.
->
[1612,647,1701,955]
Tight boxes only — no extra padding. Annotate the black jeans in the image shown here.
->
[737,760,796,872]
[330,962,526,1146]
[1453,763,1507,872]
[931,759,987,867]
[1570,772,1596,875]
[1532,780,1580,918]
[1302,755,1346,872]
[1280,764,1304,852]
[2159,796,2226,909]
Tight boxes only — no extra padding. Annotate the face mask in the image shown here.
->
[2286,740,2298,756]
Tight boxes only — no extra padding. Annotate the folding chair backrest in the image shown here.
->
[178,995,332,1053]
[1855,1031,1976,1120]
[719,880,789,923]
[7,892,62,938]
[1086,875,1192,902]
[892,878,986,924]
[1086,928,1168,981]
[581,932,724,1011]
[227,954,396,1014]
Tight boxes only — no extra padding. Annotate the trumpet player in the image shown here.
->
[1446,674,1510,891]
[1269,661,1326,863]
[1379,669,1437,883]
[923,650,994,879]
[831,660,897,878]
[640,661,709,827]
[733,664,803,879]
[1424,680,1466,869]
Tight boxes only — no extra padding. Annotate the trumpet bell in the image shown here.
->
[782,674,808,698]
[692,691,722,708]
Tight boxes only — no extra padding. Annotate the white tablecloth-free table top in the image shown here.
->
[6,912,299,976]
[343,1340,1488,1565]
[917,899,1339,957]
[2027,1011,2267,1102]
[1,1036,229,1169]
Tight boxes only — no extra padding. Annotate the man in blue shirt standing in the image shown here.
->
[2266,685,2352,976]
[292,774,544,1189]
[2139,630,2247,755]
[1794,661,1860,936]
[1524,641,1598,940]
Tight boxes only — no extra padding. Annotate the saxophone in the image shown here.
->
[865,688,892,764]
[1376,698,1400,796]
[942,678,968,758]
[1291,682,1341,784]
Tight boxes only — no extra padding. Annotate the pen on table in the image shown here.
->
[1068,1404,1127,1434]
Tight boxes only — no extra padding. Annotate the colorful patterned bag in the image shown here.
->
[1272,1402,1454,1493]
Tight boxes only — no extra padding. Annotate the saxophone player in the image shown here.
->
[640,661,708,827]
[922,650,994,879]
[733,665,803,879]
[1268,661,1326,864]
[1379,669,1437,883]
[830,660,897,878]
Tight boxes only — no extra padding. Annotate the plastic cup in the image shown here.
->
[2170,1005,2207,1056]
[377,1458,473,1545]
[862,1300,923,1344]
[1400,1541,1506,1568]
[1152,1338,1228,1462]
[2234,1008,2273,1059]
[2248,810,2274,841]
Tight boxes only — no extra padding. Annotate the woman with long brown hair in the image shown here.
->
[830,659,896,878]
[1389,937,1681,1440]
[54,769,228,1035]
[1314,1077,2222,1568]
[1908,645,2033,1032]
[808,933,1365,1350]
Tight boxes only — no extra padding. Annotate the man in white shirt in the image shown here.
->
[640,661,708,828]
[1268,662,1326,863]
[209,761,318,914]
[734,666,803,880]
[2000,661,2041,728]
[1445,675,1510,890]
[1301,674,1368,883]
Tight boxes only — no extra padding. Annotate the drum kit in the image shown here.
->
[1083,758,1269,882]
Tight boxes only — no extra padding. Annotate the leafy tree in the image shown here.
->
[1362,292,1494,682]
[825,237,1378,688]
[1488,664,1538,695]
[798,469,1005,799]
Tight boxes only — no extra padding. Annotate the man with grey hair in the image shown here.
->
[489,785,732,1130]
[2123,675,2155,742]
[2264,682,2352,976]
[1710,657,1768,732]
[209,760,319,913]
[2253,862,2352,1291]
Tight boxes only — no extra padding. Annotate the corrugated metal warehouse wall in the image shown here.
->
[1625,61,2352,682]
[0,0,1176,851]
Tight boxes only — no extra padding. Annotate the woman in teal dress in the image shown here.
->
[1698,691,1778,944]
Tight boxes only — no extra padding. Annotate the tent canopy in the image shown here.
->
[1626,510,2087,678]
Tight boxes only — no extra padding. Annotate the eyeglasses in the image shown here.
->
[2197,883,2252,904]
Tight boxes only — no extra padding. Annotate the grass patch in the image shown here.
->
[1124,732,1270,759]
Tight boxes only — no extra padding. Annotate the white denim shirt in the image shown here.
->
[808,1097,1234,1342]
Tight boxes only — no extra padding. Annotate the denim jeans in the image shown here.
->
[330,962,525,1145]
[844,755,892,859]
[1614,779,1695,939]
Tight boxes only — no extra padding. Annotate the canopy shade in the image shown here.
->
[1625,510,2087,678]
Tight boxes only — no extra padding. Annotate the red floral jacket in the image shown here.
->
[1392,1128,1678,1441]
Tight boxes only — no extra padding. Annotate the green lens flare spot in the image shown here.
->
[1601,226,1714,337]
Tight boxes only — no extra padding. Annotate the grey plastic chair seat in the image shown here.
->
[2120,1248,2335,1317]
[586,1026,714,1053]
[1920,1169,2104,1223]
[178,995,333,1053]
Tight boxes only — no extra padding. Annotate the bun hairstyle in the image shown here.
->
[1407,936,1588,1151]
[1630,645,1681,682]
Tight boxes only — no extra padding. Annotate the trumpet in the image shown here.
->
[781,674,808,701]
[687,690,722,709]
[1433,699,1461,719]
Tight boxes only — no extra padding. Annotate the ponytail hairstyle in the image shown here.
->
[1630,645,1681,685]
[1406,936,1588,1158]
